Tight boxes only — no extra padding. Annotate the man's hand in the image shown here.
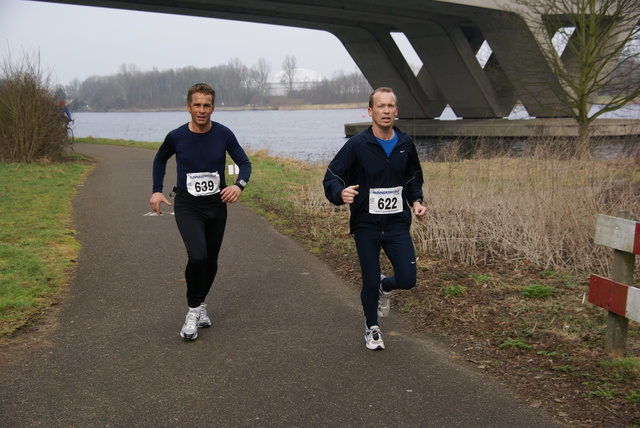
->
[341,184,359,204]
[413,201,427,220]
[221,185,242,203]
[150,192,171,215]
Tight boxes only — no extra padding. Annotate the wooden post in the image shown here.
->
[606,211,634,358]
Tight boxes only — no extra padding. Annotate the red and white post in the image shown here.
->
[589,212,640,357]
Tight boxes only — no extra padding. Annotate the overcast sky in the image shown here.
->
[0,0,419,86]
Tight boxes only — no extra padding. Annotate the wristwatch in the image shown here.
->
[235,179,247,190]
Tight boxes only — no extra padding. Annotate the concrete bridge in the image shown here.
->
[37,0,638,137]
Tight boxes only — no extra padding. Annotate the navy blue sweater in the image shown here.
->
[323,126,424,234]
[152,122,251,194]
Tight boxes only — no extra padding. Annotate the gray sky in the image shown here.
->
[1,0,419,86]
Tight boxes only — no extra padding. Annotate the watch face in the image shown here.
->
[238,180,247,187]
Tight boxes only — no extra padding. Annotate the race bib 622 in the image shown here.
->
[369,186,403,214]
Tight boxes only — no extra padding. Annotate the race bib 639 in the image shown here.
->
[186,171,220,196]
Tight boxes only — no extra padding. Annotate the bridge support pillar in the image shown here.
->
[404,20,514,118]
[331,26,446,119]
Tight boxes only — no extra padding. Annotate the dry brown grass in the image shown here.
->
[414,156,637,275]
[285,138,640,278]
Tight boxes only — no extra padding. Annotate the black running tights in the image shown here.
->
[174,193,228,308]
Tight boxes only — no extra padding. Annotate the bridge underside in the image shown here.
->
[36,0,639,137]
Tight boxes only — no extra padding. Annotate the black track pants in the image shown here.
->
[354,228,417,328]
[174,192,227,308]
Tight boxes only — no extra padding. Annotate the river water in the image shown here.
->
[71,109,367,163]
[70,105,639,163]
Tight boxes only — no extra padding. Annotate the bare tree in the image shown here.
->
[251,57,272,106]
[510,0,640,155]
[65,78,81,108]
[115,63,139,109]
[220,57,250,106]
[281,55,298,95]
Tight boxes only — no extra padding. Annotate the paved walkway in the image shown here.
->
[0,144,565,427]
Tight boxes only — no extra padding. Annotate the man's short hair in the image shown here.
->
[369,87,397,108]
[187,83,216,104]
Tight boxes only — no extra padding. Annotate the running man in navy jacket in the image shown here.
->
[323,87,426,350]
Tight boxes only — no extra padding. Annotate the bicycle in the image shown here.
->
[64,119,75,152]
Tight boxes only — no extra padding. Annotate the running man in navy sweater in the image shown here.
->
[323,87,426,350]
[150,83,251,340]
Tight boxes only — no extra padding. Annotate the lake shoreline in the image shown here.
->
[77,102,369,113]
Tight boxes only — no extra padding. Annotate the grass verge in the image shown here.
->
[0,156,93,337]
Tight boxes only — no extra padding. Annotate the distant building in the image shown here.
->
[268,68,326,96]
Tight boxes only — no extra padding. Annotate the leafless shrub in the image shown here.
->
[0,50,68,162]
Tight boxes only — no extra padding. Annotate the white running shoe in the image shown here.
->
[180,309,199,340]
[377,275,391,318]
[198,303,211,328]
[365,325,385,350]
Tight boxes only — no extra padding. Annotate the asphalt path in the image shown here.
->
[0,143,565,427]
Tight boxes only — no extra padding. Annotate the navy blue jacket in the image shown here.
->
[323,126,424,234]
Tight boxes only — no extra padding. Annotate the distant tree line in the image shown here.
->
[63,57,372,112]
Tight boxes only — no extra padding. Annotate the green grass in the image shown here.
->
[499,337,533,350]
[469,273,491,284]
[76,136,161,150]
[599,357,640,383]
[240,153,313,215]
[443,285,467,297]
[522,283,556,299]
[0,161,92,337]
